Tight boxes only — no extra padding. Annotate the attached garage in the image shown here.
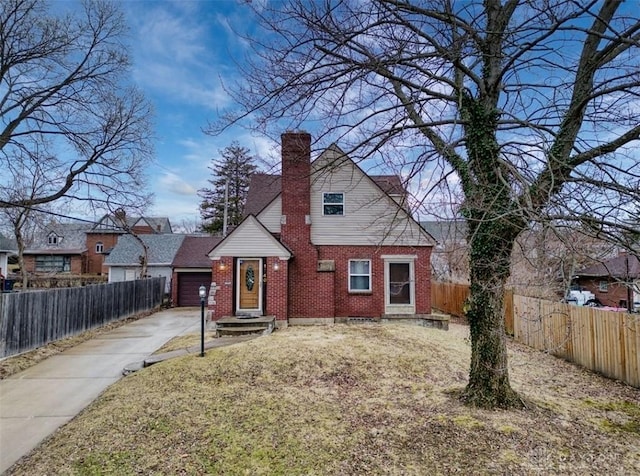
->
[177,272,212,307]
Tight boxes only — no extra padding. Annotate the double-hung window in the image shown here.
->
[323,192,344,216]
[349,259,371,292]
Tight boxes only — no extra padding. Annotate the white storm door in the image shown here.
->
[384,258,415,315]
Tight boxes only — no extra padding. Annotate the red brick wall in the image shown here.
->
[209,257,290,321]
[210,257,234,320]
[85,233,120,275]
[23,254,86,274]
[279,131,330,318]
[265,257,288,321]
[317,245,432,317]
[579,278,634,308]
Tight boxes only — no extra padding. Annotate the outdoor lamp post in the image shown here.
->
[199,285,206,357]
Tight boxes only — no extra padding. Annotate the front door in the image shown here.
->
[384,259,415,314]
[236,258,263,315]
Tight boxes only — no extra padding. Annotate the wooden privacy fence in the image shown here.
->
[432,282,639,388]
[431,281,470,317]
[514,295,639,388]
[0,277,165,358]
[430,281,514,332]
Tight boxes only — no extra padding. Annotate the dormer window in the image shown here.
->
[323,192,344,216]
[48,232,60,245]
[96,241,104,253]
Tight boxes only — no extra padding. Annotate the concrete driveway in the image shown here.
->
[0,307,202,474]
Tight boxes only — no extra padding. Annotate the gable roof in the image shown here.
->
[89,214,172,234]
[576,253,640,279]
[244,174,282,216]
[104,234,186,266]
[209,215,291,258]
[173,235,221,267]
[25,223,91,254]
[244,171,406,217]
[420,220,467,244]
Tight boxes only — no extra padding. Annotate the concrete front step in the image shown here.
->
[214,315,276,337]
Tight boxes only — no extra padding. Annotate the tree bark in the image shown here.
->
[462,219,523,408]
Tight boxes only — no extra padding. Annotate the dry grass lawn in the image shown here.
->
[7,323,640,475]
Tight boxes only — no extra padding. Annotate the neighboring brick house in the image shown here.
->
[574,252,640,310]
[86,213,172,275]
[23,223,90,275]
[22,214,172,276]
[207,131,435,325]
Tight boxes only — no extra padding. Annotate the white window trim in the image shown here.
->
[348,259,371,293]
[599,281,608,292]
[96,242,104,253]
[322,191,345,216]
[383,256,416,315]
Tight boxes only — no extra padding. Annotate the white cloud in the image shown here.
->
[158,172,197,196]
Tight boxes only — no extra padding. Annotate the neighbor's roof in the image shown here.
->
[243,173,406,217]
[104,234,186,266]
[172,235,221,268]
[89,215,172,234]
[0,233,18,253]
[576,253,640,279]
[25,222,91,253]
[420,220,467,244]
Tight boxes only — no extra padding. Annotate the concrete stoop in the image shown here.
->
[214,315,276,337]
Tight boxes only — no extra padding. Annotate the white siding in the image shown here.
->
[210,216,291,258]
[109,266,172,292]
[309,148,433,246]
[257,197,282,233]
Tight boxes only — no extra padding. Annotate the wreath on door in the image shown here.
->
[245,265,255,291]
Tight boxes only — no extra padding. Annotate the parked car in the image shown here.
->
[563,286,602,307]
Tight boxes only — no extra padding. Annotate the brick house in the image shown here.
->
[86,213,172,275]
[574,252,640,311]
[207,131,435,325]
[22,223,90,275]
[22,214,172,276]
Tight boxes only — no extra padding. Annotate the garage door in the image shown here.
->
[177,272,212,307]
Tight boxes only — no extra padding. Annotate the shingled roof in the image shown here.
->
[104,234,186,266]
[0,233,17,253]
[243,173,406,217]
[576,253,640,279]
[172,235,221,268]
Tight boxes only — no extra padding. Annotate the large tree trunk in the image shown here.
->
[462,218,524,409]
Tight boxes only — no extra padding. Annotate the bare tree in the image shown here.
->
[0,161,65,288]
[0,0,153,213]
[212,0,640,408]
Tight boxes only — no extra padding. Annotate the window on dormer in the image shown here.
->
[323,192,344,216]
[48,233,59,245]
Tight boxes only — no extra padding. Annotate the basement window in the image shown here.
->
[323,192,344,216]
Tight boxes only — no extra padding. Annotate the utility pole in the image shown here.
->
[222,178,229,237]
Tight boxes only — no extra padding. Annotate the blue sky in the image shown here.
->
[120,0,273,228]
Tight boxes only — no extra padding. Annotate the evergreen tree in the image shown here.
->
[198,143,257,235]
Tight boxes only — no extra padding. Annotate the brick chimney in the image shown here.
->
[281,131,312,248]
